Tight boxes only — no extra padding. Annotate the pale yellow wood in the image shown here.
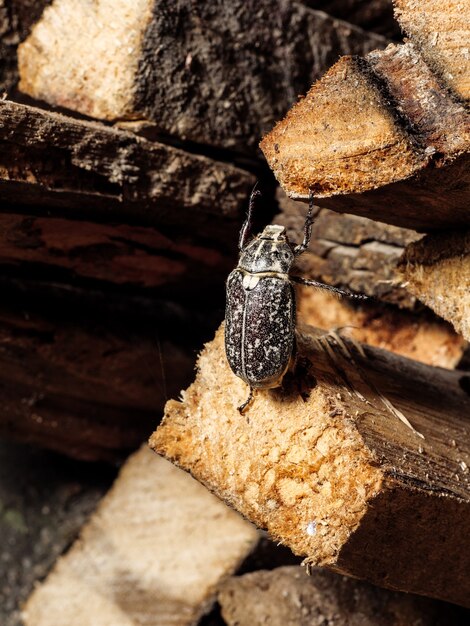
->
[23,447,258,626]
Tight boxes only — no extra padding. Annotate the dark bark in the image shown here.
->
[276,189,421,307]
[18,0,387,154]
[219,566,466,626]
[0,294,199,462]
[0,100,255,237]
[307,1,400,38]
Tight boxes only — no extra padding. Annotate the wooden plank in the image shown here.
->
[218,566,462,626]
[261,42,470,230]
[17,0,386,154]
[0,300,195,462]
[22,447,259,626]
[0,212,234,298]
[151,325,470,607]
[398,230,470,341]
[0,100,255,234]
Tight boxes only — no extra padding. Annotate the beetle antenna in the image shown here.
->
[294,189,316,256]
[291,275,368,300]
[239,182,261,251]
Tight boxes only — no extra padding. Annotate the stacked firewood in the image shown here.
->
[0,1,469,625]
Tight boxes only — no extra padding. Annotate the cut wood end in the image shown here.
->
[18,0,153,119]
[398,230,470,341]
[260,55,424,199]
[23,447,259,626]
[151,324,470,605]
[150,325,384,567]
[394,0,470,101]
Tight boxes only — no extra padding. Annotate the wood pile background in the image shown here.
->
[0,1,468,625]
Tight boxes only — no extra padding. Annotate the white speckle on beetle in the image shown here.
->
[306,521,317,536]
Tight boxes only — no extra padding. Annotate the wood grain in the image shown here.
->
[23,447,259,626]
[151,325,470,607]
[394,0,470,100]
[0,100,255,235]
[17,0,386,153]
[261,42,470,230]
[399,230,470,341]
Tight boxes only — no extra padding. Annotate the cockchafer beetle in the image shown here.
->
[225,185,367,413]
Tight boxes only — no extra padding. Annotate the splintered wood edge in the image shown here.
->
[398,231,470,341]
[22,447,259,626]
[150,324,470,605]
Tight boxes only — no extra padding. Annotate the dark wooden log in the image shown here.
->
[17,0,387,154]
[0,100,255,236]
[306,1,400,38]
[0,211,234,303]
[0,295,197,462]
[151,325,470,607]
[218,566,466,626]
[0,0,50,92]
[398,230,470,341]
[261,41,470,231]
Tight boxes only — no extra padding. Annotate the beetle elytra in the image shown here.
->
[225,185,367,413]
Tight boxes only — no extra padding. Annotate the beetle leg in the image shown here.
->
[293,190,316,257]
[239,182,261,251]
[238,386,255,415]
[291,275,368,300]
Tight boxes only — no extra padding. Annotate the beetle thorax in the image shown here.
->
[238,225,294,273]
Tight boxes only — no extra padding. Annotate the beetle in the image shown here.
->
[225,185,367,413]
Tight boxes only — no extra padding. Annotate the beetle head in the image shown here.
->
[239,224,295,273]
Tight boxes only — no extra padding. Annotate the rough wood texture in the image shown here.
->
[305,1,399,38]
[0,0,50,92]
[261,42,470,230]
[277,190,421,306]
[0,212,234,301]
[394,0,470,100]
[219,566,463,626]
[151,325,470,607]
[297,290,467,369]
[17,0,386,153]
[0,302,195,462]
[0,100,254,234]
[23,447,259,626]
[398,231,470,341]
